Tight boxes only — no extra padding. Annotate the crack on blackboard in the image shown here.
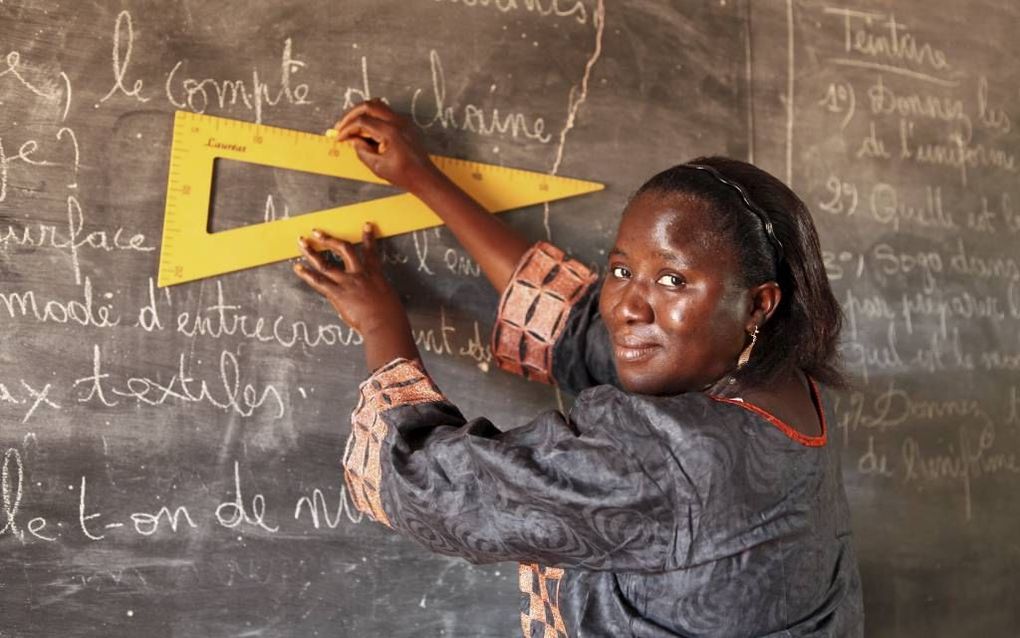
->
[543,0,606,242]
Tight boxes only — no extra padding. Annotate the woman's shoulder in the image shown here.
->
[570,383,742,440]
[571,374,831,450]
[709,372,831,448]
[573,382,720,412]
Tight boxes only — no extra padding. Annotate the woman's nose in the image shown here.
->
[615,282,654,324]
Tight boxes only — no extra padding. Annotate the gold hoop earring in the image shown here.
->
[737,325,759,369]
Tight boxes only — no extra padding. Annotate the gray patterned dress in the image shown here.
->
[343,242,864,637]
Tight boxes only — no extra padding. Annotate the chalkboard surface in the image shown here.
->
[1,1,1017,637]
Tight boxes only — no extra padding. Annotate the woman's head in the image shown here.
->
[598,156,845,395]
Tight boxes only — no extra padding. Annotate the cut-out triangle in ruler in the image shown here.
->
[159,111,604,287]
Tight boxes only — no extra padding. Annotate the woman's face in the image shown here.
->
[599,190,753,395]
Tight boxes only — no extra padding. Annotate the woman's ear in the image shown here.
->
[747,281,782,330]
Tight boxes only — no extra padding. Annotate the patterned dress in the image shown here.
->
[343,242,864,637]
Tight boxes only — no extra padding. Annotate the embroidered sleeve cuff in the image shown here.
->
[344,358,446,527]
[491,242,597,384]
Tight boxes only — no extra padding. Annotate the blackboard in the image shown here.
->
[1,1,1017,636]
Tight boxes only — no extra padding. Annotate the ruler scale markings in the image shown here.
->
[158,111,603,287]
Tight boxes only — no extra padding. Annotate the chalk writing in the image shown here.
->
[899,123,1016,185]
[0,50,71,119]
[0,196,154,286]
[56,127,80,189]
[1,448,25,540]
[825,8,952,77]
[835,381,992,443]
[842,319,980,383]
[130,505,197,536]
[2,448,368,546]
[98,10,149,105]
[0,132,55,203]
[443,247,482,277]
[73,345,286,419]
[78,476,115,540]
[263,194,290,222]
[434,0,588,24]
[145,279,362,349]
[414,307,456,356]
[341,56,373,110]
[19,381,59,424]
[458,320,493,371]
[899,289,1006,337]
[819,177,960,232]
[857,435,893,477]
[0,277,121,328]
[818,80,856,129]
[216,461,279,532]
[293,486,362,528]
[903,423,1019,521]
[0,380,61,424]
[165,38,311,123]
[866,75,970,139]
[976,76,1011,134]
[411,50,552,142]
[1008,387,1020,426]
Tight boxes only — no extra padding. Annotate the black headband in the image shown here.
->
[684,163,785,266]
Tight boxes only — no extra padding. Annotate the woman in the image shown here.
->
[294,99,864,637]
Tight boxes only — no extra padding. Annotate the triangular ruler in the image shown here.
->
[158,111,604,287]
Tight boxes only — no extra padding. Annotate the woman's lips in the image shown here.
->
[613,340,660,362]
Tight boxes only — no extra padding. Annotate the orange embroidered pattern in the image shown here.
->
[519,563,568,637]
[344,358,445,527]
[710,377,828,447]
[493,242,596,384]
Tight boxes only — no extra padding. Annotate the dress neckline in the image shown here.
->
[709,376,828,448]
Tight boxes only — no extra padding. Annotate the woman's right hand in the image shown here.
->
[330,99,532,293]
[331,99,444,194]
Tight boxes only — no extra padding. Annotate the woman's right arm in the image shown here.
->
[345,357,687,571]
[332,100,616,391]
[332,99,532,293]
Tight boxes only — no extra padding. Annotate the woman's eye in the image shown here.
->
[610,265,631,279]
[657,273,684,288]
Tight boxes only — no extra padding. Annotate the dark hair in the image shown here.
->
[634,156,847,389]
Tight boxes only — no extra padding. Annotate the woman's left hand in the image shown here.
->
[293,224,420,369]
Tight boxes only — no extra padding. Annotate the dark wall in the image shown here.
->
[0,1,1017,636]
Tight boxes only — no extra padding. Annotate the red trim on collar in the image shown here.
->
[709,377,828,447]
